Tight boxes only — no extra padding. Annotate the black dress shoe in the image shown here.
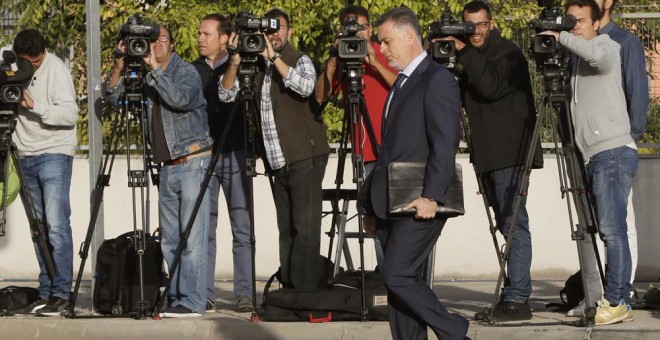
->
[475,301,532,322]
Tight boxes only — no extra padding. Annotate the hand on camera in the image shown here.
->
[21,91,33,110]
[227,32,242,65]
[536,30,560,41]
[259,33,276,60]
[112,41,126,71]
[432,36,466,52]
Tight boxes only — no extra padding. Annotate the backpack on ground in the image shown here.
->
[92,230,164,316]
[261,258,389,322]
[545,270,584,312]
[0,286,40,316]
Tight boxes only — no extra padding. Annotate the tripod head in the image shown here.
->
[236,55,259,94]
[120,58,148,102]
[343,60,364,95]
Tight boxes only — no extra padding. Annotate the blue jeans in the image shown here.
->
[207,150,252,300]
[159,156,211,313]
[481,166,532,303]
[587,146,638,305]
[19,154,73,300]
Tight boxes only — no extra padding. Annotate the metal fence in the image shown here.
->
[0,9,18,38]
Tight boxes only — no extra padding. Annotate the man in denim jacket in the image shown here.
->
[106,25,214,318]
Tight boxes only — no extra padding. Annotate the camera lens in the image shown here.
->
[540,37,554,49]
[1,86,22,103]
[438,42,453,55]
[129,39,149,56]
[245,36,260,50]
[344,42,360,54]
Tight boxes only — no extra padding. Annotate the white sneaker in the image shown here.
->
[566,299,586,317]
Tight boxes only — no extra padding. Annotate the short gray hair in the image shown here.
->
[375,6,422,41]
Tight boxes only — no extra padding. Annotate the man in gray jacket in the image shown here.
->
[541,0,637,326]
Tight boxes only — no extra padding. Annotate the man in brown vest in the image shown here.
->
[220,8,330,289]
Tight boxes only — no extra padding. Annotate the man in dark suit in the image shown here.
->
[362,6,469,340]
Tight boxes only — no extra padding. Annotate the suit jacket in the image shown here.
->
[366,55,461,219]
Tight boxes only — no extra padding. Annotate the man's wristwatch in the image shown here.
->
[270,53,281,63]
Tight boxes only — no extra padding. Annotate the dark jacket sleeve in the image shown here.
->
[620,35,649,141]
[458,43,527,102]
[421,67,461,203]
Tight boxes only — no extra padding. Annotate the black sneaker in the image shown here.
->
[35,296,70,317]
[237,295,253,313]
[205,298,216,313]
[159,305,202,318]
[13,297,48,315]
[475,301,532,322]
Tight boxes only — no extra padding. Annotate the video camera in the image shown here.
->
[336,16,368,60]
[233,11,280,55]
[529,0,576,59]
[427,6,475,67]
[0,51,33,105]
[0,51,34,111]
[118,15,160,58]
[528,0,576,93]
[0,50,34,135]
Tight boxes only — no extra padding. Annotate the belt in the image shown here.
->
[163,150,212,167]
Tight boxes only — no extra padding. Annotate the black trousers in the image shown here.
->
[271,155,328,289]
[378,217,469,340]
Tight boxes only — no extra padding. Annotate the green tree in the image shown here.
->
[0,0,658,145]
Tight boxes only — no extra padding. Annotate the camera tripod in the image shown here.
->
[477,72,604,328]
[0,113,57,283]
[321,59,380,321]
[66,66,159,318]
[153,56,262,321]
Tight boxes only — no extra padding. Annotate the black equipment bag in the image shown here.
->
[0,286,40,316]
[262,269,389,322]
[545,270,584,312]
[93,230,164,316]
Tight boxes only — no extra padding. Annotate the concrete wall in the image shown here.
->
[0,154,657,281]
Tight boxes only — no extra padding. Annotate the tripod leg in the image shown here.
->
[11,149,57,282]
[482,95,545,324]
[66,100,136,317]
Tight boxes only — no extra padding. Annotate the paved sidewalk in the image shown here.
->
[1,279,659,339]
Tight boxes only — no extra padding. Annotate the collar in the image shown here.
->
[400,51,427,78]
[207,53,228,69]
[599,21,615,35]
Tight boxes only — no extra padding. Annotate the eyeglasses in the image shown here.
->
[473,21,490,29]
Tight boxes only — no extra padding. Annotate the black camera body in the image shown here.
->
[337,16,368,60]
[427,8,475,67]
[529,4,576,58]
[529,1,575,93]
[234,11,280,54]
[119,15,160,57]
[0,51,33,105]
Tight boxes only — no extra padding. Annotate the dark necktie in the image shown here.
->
[385,73,407,122]
[390,73,407,105]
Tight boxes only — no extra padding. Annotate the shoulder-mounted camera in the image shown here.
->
[529,1,575,93]
[336,16,368,60]
[529,0,576,59]
[118,15,160,58]
[233,11,280,55]
[427,6,475,67]
[0,51,33,105]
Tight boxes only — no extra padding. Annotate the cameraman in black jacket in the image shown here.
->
[436,1,543,322]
